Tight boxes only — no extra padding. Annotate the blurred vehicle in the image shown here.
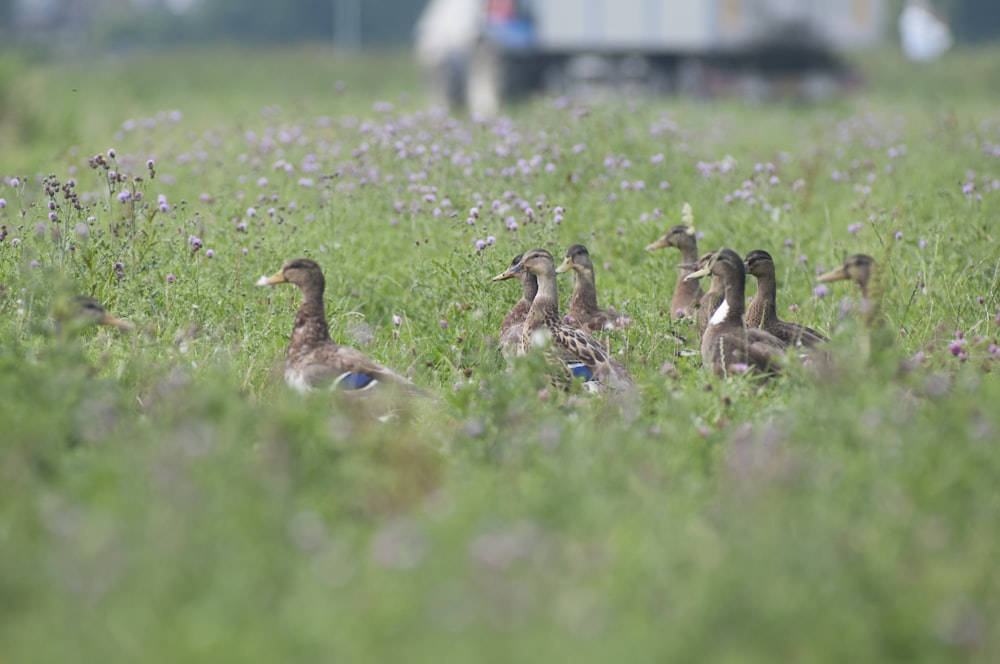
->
[415,0,887,114]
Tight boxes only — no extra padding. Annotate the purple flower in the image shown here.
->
[189,235,203,250]
[146,159,155,169]
[918,239,927,249]
[117,190,131,203]
[246,207,257,218]
[894,231,903,240]
[788,303,799,312]
[848,222,863,235]
[813,285,828,298]
[48,212,57,221]
[107,148,116,159]
[439,319,449,330]
[650,153,664,164]
[242,248,249,255]
[205,249,215,258]
[167,273,177,284]
[10,177,19,187]
[392,315,402,326]
[0,199,6,209]
[485,236,495,245]
[475,239,486,250]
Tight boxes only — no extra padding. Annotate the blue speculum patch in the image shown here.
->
[336,372,377,390]
[567,362,594,381]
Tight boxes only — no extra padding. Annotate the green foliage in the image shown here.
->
[1,45,999,662]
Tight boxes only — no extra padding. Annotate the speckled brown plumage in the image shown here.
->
[645,224,704,318]
[684,248,786,377]
[555,244,629,333]
[494,249,633,390]
[258,258,428,396]
[494,253,538,363]
[744,249,827,348]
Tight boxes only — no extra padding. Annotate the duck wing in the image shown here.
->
[290,341,430,397]
[549,323,634,390]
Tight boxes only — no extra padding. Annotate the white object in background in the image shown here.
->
[899,0,952,62]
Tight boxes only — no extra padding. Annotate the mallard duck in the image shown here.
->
[684,248,786,377]
[493,253,537,363]
[554,244,629,333]
[677,250,724,340]
[645,224,704,318]
[493,249,633,390]
[817,254,878,298]
[744,250,828,347]
[55,295,133,335]
[817,254,883,327]
[257,258,428,396]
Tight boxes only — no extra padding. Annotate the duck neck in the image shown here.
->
[569,268,600,314]
[290,285,331,352]
[719,271,747,323]
[528,270,561,328]
[751,272,777,322]
[674,246,703,303]
[522,272,538,305]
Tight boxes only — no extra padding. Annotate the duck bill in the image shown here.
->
[676,262,699,271]
[683,265,712,281]
[816,266,848,283]
[491,264,524,281]
[644,237,670,251]
[256,270,286,287]
[553,257,574,274]
[100,313,134,331]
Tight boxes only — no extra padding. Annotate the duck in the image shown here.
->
[817,254,883,327]
[493,252,537,363]
[257,258,428,396]
[645,223,704,318]
[677,250,724,340]
[816,254,878,298]
[744,249,828,347]
[684,248,786,377]
[554,244,629,333]
[71,296,133,332]
[493,249,633,391]
[53,295,133,337]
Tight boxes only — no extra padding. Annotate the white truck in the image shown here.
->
[416,0,887,114]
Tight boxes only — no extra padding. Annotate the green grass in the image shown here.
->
[1,44,999,662]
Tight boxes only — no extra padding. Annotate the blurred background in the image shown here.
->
[1,0,995,58]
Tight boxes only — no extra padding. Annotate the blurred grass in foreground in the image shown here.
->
[0,43,999,662]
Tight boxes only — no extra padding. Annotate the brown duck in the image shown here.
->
[684,248,786,377]
[257,258,428,396]
[744,249,827,347]
[817,254,882,327]
[63,296,134,333]
[494,249,633,390]
[554,244,629,333]
[645,224,704,318]
[493,252,537,363]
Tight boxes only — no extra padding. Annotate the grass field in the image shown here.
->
[1,44,999,662]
